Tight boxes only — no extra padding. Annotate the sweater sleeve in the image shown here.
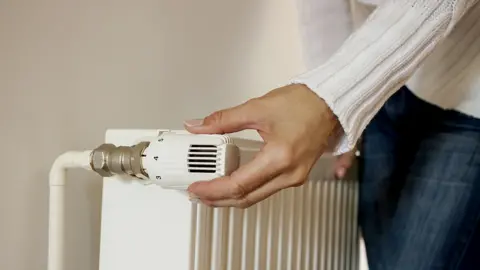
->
[291,0,479,155]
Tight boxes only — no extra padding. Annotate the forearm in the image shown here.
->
[292,0,478,154]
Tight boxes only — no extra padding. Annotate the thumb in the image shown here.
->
[184,102,255,134]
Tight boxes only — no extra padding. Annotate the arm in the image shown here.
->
[292,0,479,155]
[184,0,478,208]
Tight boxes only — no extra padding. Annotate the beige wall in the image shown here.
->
[0,0,305,269]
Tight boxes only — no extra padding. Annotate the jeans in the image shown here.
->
[359,87,480,270]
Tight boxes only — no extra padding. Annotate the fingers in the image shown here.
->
[334,150,355,179]
[184,101,257,134]
[202,175,290,208]
[188,148,282,201]
[200,170,304,208]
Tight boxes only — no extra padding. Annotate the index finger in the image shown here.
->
[187,148,282,201]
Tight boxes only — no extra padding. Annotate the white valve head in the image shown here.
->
[141,132,240,190]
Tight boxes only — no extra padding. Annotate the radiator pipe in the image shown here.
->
[48,142,149,270]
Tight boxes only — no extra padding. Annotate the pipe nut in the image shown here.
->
[90,144,116,177]
[89,142,149,179]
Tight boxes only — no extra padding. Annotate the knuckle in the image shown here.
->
[294,177,307,187]
[205,110,224,125]
[291,176,307,187]
[236,198,253,209]
[244,98,265,116]
[287,168,309,187]
[246,97,262,106]
[275,145,295,169]
[231,182,247,199]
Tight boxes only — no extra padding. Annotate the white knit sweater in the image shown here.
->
[292,0,480,155]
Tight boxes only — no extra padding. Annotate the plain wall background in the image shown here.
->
[0,0,305,269]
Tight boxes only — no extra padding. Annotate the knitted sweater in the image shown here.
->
[292,0,480,155]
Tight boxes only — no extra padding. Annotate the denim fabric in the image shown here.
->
[359,87,480,270]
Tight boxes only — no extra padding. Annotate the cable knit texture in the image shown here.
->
[292,0,479,155]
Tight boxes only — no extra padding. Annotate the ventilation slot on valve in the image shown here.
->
[188,145,218,173]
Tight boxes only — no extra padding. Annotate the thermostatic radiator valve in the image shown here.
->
[89,131,240,190]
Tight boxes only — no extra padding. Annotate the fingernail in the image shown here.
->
[188,193,201,204]
[336,168,346,179]
[184,119,204,127]
[190,198,201,204]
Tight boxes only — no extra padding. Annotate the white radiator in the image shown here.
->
[99,130,360,270]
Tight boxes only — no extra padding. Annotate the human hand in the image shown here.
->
[334,149,356,179]
[184,84,340,208]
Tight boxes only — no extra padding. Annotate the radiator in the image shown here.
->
[99,129,360,270]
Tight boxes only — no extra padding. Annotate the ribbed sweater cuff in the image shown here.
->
[291,0,462,155]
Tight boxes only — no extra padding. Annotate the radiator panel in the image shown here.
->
[190,178,359,270]
[99,130,360,270]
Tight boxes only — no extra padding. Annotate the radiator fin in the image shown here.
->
[190,178,359,270]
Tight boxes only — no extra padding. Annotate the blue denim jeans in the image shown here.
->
[359,87,480,270]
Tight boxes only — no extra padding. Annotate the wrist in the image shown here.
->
[295,83,340,132]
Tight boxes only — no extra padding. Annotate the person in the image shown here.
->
[185,0,480,269]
